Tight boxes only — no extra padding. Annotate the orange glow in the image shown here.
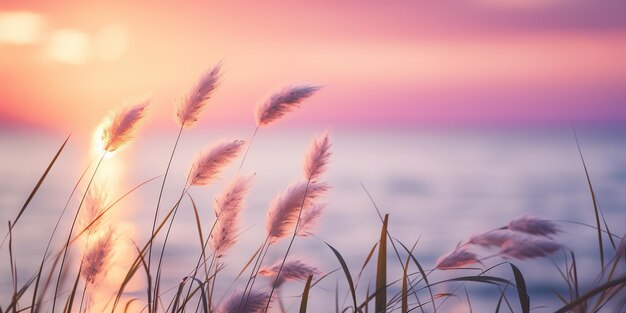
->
[1,2,626,130]
[47,29,90,64]
[0,11,44,44]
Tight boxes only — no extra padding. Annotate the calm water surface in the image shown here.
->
[1,126,625,312]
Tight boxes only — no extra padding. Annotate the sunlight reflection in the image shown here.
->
[47,29,90,64]
[83,140,141,312]
[0,11,45,44]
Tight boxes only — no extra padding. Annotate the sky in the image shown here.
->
[1,1,625,131]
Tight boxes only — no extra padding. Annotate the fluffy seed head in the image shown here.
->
[189,140,245,186]
[266,181,329,243]
[303,132,332,181]
[507,215,559,237]
[217,289,270,313]
[176,63,222,128]
[500,237,561,260]
[435,249,479,270]
[81,229,114,283]
[259,259,320,288]
[210,175,253,257]
[98,99,149,153]
[255,85,321,127]
[469,231,514,248]
[80,185,108,235]
[296,204,325,237]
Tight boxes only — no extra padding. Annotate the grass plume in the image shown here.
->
[255,85,321,127]
[97,99,149,153]
[176,63,222,128]
[189,140,246,186]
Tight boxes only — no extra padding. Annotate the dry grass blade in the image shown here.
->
[111,197,185,312]
[375,214,388,313]
[396,241,436,313]
[3,134,70,245]
[325,241,359,313]
[569,251,582,311]
[554,275,626,313]
[494,284,508,313]
[188,193,206,272]
[464,287,472,313]
[299,274,314,313]
[401,254,409,313]
[430,276,510,287]
[8,221,18,313]
[573,128,605,274]
[123,298,138,313]
[171,277,208,313]
[65,259,84,313]
[509,263,530,313]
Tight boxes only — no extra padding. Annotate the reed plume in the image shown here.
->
[217,290,270,313]
[255,85,321,127]
[468,231,513,248]
[500,237,561,260]
[259,259,319,288]
[506,215,559,237]
[176,63,222,128]
[303,131,332,181]
[81,229,114,283]
[79,185,107,235]
[296,204,324,236]
[435,249,479,270]
[266,181,329,243]
[98,99,149,153]
[210,175,253,257]
[189,140,245,186]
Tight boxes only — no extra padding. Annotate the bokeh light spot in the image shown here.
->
[47,29,90,64]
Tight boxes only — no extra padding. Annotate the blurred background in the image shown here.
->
[1,1,625,312]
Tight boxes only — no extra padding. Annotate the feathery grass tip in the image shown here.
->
[217,289,270,313]
[259,259,320,288]
[500,237,561,260]
[435,249,479,270]
[507,215,560,237]
[303,131,332,181]
[98,99,149,153]
[188,140,245,186]
[176,63,222,128]
[81,229,114,283]
[255,85,321,127]
[266,181,329,243]
[210,175,253,257]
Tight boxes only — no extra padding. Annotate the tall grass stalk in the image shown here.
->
[146,124,183,312]
[148,62,221,312]
[51,151,106,313]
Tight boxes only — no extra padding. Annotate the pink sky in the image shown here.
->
[1,1,625,131]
